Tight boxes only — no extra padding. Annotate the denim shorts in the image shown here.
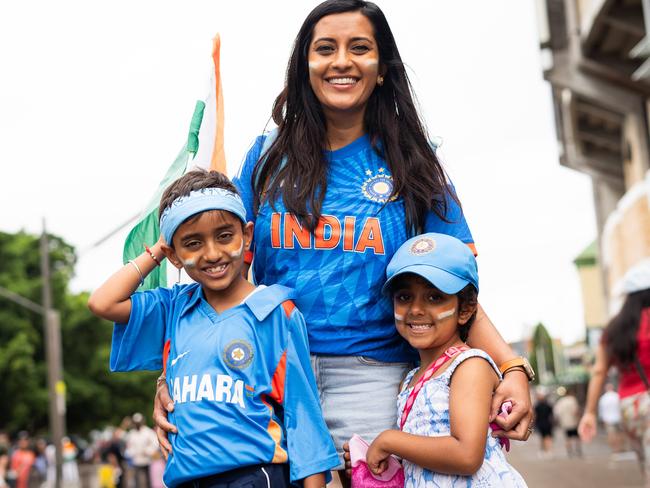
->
[310,354,412,468]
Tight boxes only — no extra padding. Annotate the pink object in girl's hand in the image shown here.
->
[489,401,513,451]
[349,434,404,488]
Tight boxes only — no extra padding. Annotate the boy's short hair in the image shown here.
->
[158,169,240,219]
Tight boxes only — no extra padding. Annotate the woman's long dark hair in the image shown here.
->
[605,289,650,367]
[252,0,458,232]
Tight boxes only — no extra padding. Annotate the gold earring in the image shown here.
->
[377,75,384,86]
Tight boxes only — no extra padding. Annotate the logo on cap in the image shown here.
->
[223,340,254,370]
[410,237,436,255]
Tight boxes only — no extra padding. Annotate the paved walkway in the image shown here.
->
[327,431,645,487]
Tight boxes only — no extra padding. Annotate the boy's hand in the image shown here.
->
[342,441,352,477]
[366,434,390,476]
[153,379,177,460]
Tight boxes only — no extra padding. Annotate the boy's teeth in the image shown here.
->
[206,264,227,273]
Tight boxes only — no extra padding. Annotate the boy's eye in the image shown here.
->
[427,293,444,303]
[184,241,201,249]
[217,232,234,241]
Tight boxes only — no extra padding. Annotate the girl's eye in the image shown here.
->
[395,293,411,303]
[428,294,443,303]
[185,241,201,249]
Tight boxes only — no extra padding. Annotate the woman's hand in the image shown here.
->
[342,441,352,477]
[578,412,597,442]
[152,379,177,460]
[489,370,534,441]
[366,433,391,476]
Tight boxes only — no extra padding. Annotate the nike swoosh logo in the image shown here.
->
[170,351,190,366]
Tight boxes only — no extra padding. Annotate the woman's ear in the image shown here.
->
[161,243,183,270]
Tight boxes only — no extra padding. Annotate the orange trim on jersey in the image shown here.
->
[260,396,288,463]
[467,243,477,257]
[281,300,295,318]
[162,339,171,375]
[269,350,287,405]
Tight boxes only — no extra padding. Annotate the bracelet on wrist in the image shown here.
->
[144,244,162,266]
[128,260,145,285]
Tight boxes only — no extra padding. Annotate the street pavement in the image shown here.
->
[327,431,644,487]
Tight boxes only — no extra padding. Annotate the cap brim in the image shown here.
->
[382,264,470,295]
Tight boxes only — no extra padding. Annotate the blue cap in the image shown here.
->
[382,233,478,295]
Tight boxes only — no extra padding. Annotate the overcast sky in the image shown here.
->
[0,1,596,344]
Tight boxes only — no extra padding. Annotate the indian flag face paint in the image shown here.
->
[308,61,322,71]
[435,308,456,321]
[181,258,196,269]
[394,313,404,323]
[228,238,245,260]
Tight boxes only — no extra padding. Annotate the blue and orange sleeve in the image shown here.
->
[109,287,171,372]
[281,303,339,482]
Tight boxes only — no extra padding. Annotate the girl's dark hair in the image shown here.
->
[457,284,478,342]
[604,288,650,367]
[252,0,458,232]
[158,169,239,218]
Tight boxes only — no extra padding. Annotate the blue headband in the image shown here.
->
[159,187,247,244]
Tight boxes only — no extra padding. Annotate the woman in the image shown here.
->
[579,260,650,482]
[154,0,533,484]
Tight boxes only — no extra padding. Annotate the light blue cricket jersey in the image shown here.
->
[110,283,339,487]
[234,134,475,363]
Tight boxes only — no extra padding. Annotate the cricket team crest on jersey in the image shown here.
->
[361,168,397,203]
[223,340,254,370]
[410,237,436,255]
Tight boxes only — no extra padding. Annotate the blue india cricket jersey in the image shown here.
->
[234,134,475,363]
[110,283,339,487]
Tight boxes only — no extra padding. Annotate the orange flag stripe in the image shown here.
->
[210,34,226,174]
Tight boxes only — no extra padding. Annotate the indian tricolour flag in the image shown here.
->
[122,35,227,289]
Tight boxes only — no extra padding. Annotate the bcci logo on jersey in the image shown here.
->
[361,168,397,203]
[223,340,254,370]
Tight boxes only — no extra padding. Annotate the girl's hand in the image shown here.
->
[367,433,391,476]
[489,370,533,441]
[578,412,597,442]
[152,380,177,460]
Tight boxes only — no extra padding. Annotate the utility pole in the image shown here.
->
[40,220,65,488]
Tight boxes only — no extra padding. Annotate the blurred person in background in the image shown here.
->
[9,433,34,488]
[534,390,554,458]
[125,413,157,488]
[0,432,9,488]
[579,259,650,484]
[553,386,582,457]
[598,383,624,455]
[31,439,48,488]
[61,437,79,487]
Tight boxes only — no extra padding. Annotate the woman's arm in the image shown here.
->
[466,303,533,439]
[578,342,609,442]
[88,238,165,323]
[367,358,497,476]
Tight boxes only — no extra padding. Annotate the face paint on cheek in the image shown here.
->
[364,59,379,67]
[228,239,244,260]
[308,61,322,72]
[435,308,456,321]
[181,258,196,269]
[394,313,404,323]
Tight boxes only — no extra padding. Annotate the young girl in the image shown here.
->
[367,232,527,487]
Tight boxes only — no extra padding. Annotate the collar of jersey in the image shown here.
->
[180,283,295,321]
[325,134,372,160]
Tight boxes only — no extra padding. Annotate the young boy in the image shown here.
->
[88,169,339,488]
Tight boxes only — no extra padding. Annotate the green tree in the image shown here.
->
[529,322,555,385]
[0,230,157,435]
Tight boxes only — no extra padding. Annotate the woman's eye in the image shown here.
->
[351,45,370,53]
[315,45,335,54]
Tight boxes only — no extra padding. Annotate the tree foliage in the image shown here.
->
[0,231,157,435]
